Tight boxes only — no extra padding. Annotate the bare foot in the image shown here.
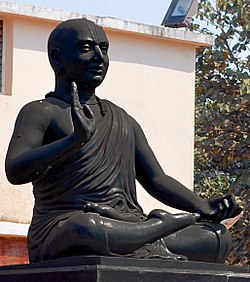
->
[83,202,140,222]
[147,209,199,237]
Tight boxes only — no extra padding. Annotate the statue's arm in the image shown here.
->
[5,102,77,184]
[131,117,241,221]
[5,84,95,185]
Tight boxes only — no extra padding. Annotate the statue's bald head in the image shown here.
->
[48,18,109,73]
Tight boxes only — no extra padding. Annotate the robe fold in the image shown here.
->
[28,100,144,253]
[27,99,229,263]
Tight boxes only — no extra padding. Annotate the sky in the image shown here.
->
[1,0,173,26]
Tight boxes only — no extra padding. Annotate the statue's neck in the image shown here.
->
[53,84,98,105]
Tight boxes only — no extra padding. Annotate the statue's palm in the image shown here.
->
[71,82,96,144]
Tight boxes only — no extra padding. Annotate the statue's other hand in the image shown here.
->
[71,82,96,144]
[200,194,243,222]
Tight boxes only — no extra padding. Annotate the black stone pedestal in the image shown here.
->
[0,256,249,282]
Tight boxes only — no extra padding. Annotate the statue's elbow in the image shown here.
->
[5,170,21,185]
[5,161,25,185]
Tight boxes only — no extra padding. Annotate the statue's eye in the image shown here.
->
[79,44,92,53]
[100,44,108,55]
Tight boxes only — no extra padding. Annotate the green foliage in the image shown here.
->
[193,0,250,267]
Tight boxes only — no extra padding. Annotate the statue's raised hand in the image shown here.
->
[71,82,96,144]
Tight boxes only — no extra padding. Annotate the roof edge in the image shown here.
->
[0,1,214,46]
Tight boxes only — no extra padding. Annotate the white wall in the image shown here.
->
[0,14,196,223]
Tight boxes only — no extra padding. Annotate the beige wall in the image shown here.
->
[0,11,199,223]
[99,30,195,213]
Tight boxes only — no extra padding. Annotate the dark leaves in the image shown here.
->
[194,0,250,267]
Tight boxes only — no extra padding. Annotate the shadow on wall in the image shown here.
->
[13,18,53,53]
[107,31,195,73]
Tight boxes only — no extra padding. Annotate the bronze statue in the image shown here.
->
[5,18,242,263]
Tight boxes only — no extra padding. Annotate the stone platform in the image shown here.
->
[0,256,249,282]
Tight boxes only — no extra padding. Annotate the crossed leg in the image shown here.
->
[164,222,232,262]
[30,209,198,262]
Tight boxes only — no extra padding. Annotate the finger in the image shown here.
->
[227,195,243,218]
[232,206,244,218]
[71,81,77,96]
[82,104,95,120]
[216,202,225,220]
[218,196,235,220]
[222,195,243,219]
[71,82,81,108]
[225,195,237,218]
[224,195,242,218]
[221,198,230,219]
[224,194,235,203]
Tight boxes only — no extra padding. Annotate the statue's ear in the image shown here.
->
[50,48,62,69]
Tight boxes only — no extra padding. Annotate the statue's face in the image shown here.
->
[59,21,109,89]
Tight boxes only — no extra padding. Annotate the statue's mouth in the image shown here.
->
[88,69,103,75]
[87,65,104,76]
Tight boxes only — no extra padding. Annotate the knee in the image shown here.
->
[64,213,104,245]
[165,223,232,263]
[46,212,109,258]
[203,222,232,262]
[35,212,110,261]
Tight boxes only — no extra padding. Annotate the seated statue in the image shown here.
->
[5,18,242,263]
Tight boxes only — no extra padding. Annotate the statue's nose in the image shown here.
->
[93,45,104,61]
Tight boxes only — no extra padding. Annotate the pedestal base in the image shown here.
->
[0,256,249,282]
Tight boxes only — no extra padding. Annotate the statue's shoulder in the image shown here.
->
[17,98,59,122]
[19,99,48,113]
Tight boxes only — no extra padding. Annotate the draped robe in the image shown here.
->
[27,99,230,263]
[28,100,145,253]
